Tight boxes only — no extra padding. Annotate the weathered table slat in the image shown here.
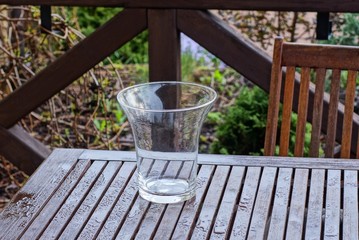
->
[40,160,107,239]
[0,149,84,240]
[305,169,326,240]
[157,164,215,240]
[115,160,168,240]
[134,161,185,240]
[190,165,230,240]
[267,168,293,240]
[285,168,309,240]
[343,170,359,240]
[1,149,358,240]
[78,162,136,239]
[247,167,277,240]
[230,167,261,239]
[20,159,91,240]
[80,149,359,170]
[324,170,341,240]
[59,161,122,239]
[210,166,245,240]
[96,167,138,240]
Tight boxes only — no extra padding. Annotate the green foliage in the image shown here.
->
[210,86,314,156]
[323,13,359,46]
[210,86,269,155]
[70,7,148,64]
[73,7,122,36]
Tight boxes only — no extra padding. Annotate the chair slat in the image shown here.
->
[341,70,357,158]
[294,67,310,157]
[325,69,341,158]
[279,66,295,156]
[264,37,284,156]
[309,68,326,157]
[282,43,359,70]
[266,38,359,159]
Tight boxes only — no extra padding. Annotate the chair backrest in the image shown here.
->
[264,37,359,158]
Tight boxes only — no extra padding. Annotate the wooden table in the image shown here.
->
[0,148,358,240]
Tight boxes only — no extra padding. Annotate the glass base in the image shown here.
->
[139,178,196,204]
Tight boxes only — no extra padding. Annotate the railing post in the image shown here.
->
[148,9,181,82]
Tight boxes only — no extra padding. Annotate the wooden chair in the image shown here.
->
[264,37,359,158]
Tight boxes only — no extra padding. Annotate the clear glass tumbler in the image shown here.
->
[117,81,216,203]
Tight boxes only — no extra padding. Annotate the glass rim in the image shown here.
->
[117,81,217,113]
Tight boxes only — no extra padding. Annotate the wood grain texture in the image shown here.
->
[20,160,91,240]
[324,170,341,240]
[80,149,359,170]
[114,159,169,240]
[157,165,215,240]
[96,168,139,240]
[0,124,50,174]
[78,162,136,239]
[2,149,359,240]
[282,43,359,70]
[148,9,180,82]
[285,169,309,240]
[0,9,147,128]
[59,161,122,240]
[0,149,83,239]
[294,67,310,157]
[230,167,261,239]
[325,69,341,158]
[305,169,325,240]
[266,38,359,157]
[343,170,359,240]
[267,168,293,240]
[2,0,359,12]
[340,70,357,158]
[39,161,107,239]
[309,68,326,157]
[279,66,295,156]
[190,166,230,240]
[210,166,245,240]
[134,161,185,240]
[247,167,277,240]
[264,36,283,156]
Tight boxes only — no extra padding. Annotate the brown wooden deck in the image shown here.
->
[0,148,358,239]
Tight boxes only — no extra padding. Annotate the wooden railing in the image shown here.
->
[0,1,358,173]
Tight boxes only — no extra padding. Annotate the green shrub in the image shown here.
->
[210,86,313,156]
[70,7,148,64]
[210,86,268,155]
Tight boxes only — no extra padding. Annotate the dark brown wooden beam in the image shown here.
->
[148,9,181,81]
[177,10,356,154]
[0,9,147,128]
[0,124,51,174]
[1,0,359,12]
